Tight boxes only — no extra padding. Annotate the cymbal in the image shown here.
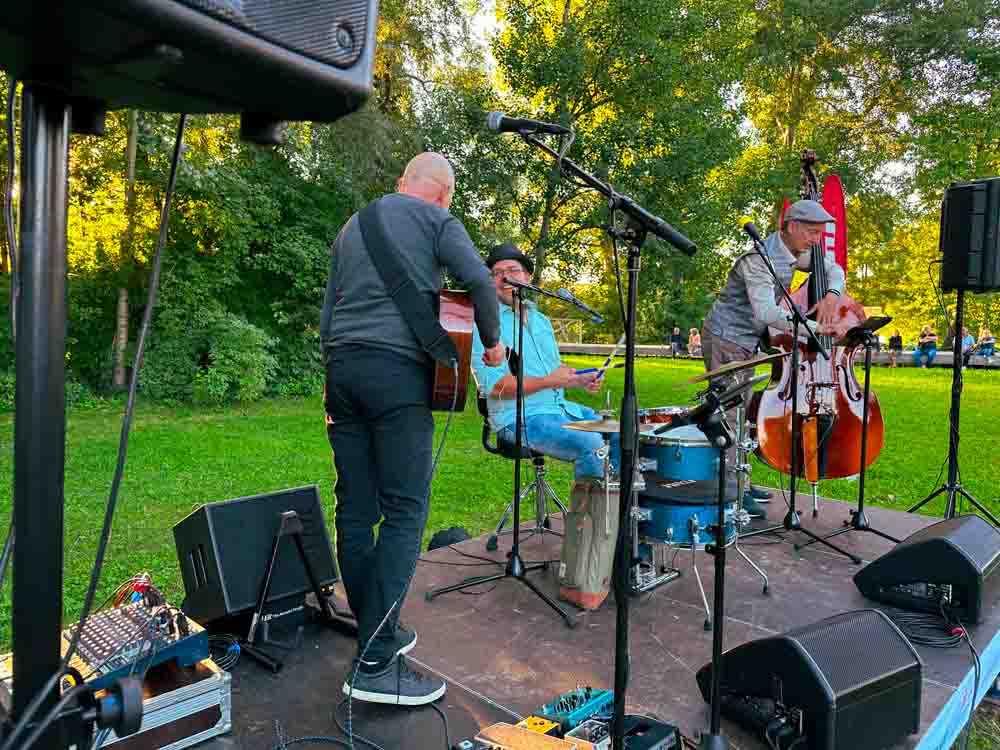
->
[688,351,788,384]
[562,419,621,434]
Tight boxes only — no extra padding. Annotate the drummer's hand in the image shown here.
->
[547,365,578,389]
[584,376,602,393]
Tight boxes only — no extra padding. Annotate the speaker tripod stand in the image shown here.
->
[908,289,1000,526]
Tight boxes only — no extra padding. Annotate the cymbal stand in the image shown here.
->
[798,329,901,549]
[697,408,735,750]
[732,406,769,594]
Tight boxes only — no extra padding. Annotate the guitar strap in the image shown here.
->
[356,199,459,367]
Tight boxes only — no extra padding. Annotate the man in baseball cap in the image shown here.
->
[699,199,845,518]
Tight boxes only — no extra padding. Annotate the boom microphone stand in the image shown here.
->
[798,324,902,548]
[907,289,1000,525]
[739,236,861,564]
[517,133,696,750]
[426,281,577,628]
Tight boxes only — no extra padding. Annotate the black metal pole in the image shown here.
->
[700,440,729,750]
[907,289,999,524]
[11,85,71,750]
[509,287,526,575]
[611,239,642,750]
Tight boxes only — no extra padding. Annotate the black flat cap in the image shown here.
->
[485,242,534,275]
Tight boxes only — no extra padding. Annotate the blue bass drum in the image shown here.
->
[638,424,718,481]
[637,476,737,548]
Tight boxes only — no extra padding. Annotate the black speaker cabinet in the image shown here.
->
[940,177,1000,292]
[173,485,337,625]
[697,610,922,750]
[854,514,1000,624]
[0,1,377,122]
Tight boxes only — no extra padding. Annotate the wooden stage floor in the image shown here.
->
[206,496,1000,750]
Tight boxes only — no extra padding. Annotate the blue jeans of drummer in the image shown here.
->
[498,406,620,480]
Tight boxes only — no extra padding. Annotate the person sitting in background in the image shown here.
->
[687,327,702,358]
[978,327,995,362]
[912,325,938,368]
[669,326,684,357]
[961,326,976,368]
[888,330,903,367]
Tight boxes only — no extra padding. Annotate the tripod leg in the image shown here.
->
[517,574,578,629]
[794,526,861,564]
[425,571,507,600]
[906,484,948,514]
[548,481,569,516]
[734,543,768,595]
[692,546,711,631]
[795,524,851,549]
[957,487,1000,527]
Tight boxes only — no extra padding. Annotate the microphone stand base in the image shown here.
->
[698,732,728,750]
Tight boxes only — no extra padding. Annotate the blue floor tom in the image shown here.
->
[638,424,718,481]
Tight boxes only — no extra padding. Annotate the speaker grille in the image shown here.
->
[786,610,916,696]
[180,0,370,67]
[898,515,1000,573]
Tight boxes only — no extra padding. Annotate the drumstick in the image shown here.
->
[596,333,626,380]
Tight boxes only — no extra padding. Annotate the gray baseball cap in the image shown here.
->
[784,199,834,225]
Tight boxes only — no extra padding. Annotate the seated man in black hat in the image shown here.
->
[472,243,620,610]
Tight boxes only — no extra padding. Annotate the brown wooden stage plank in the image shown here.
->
[198,496,999,750]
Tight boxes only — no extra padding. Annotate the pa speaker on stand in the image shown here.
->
[908,177,1000,526]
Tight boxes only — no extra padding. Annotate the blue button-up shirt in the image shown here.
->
[472,302,586,431]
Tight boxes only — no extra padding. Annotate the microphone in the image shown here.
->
[739,217,764,246]
[486,111,572,136]
[556,288,605,324]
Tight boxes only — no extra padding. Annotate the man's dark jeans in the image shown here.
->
[324,345,434,663]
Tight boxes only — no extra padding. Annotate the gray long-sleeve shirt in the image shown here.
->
[320,193,500,362]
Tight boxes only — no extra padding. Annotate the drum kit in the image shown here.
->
[561,358,775,629]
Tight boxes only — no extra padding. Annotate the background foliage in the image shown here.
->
[2,1,1000,404]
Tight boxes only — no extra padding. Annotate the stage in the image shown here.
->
[202,496,1000,750]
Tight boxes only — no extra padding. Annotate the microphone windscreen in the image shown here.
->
[486,112,503,131]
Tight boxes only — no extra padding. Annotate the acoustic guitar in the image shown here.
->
[430,290,474,411]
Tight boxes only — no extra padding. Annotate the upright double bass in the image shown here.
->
[754,151,884,483]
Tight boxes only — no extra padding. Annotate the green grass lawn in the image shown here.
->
[0,356,997,745]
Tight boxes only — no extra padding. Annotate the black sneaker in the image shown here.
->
[342,657,446,706]
[742,494,767,519]
[749,485,772,502]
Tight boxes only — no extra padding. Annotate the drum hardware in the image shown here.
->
[730,404,770,595]
[562,419,623,434]
[687,351,789,384]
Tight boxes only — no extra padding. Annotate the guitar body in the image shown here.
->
[431,290,474,411]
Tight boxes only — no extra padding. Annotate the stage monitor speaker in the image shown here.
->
[696,609,921,750]
[939,177,1000,292]
[854,514,1000,624]
[0,1,378,122]
[173,485,337,625]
